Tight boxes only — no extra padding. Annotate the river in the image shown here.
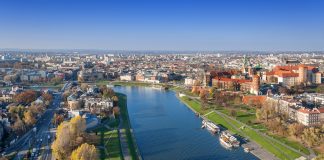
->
[114,86,258,160]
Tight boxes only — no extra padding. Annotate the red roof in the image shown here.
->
[213,77,252,84]
[266,64,317,78]
[298,108,324,114]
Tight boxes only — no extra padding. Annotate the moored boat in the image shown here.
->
[151,85,163,90]
[202,120,220,134]
[219,131,240,148]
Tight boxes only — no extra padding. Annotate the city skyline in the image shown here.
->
[0,0,323,51]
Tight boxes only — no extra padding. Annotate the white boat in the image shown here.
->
[151,85,163,90]
[219,131,240,148]
[202,120,220,134]
[244,147,250,153]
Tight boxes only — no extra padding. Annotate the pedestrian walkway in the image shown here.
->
[203,111,214,116]
[118,117,131,160]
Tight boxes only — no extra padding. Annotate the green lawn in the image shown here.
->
[117,93,140,160]
[270,134,310,155]
[179,96,211,114]
[100,129,122,160]
[208,112,301,160]
[180,94,304,160]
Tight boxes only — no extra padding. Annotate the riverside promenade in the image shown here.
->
[176,93,279,160]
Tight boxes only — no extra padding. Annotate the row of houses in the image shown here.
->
[243,95,324,126]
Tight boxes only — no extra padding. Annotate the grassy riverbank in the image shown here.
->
[94,81,308,159]
[97,126,123,160]
[179,95,304,160]
[117,93,141,160]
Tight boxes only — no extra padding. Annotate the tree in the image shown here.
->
[255,108,263,121]
[13,90,39,104]
[70,143,98,160]
[301,127,322,147]
[52,122,73,160]
[80,83,89,91]
[278,86,288,95]
[52,116,86,160]
[3,75,12,82]
[191,86,200,95]
[8,105,25,120]
[209,87,217,98]
[52,113,64,126]
[100,86,115,99]
[267,119,281,133]
[233,96,241,105]
[316,85,324,94]
[112,95,119,106]
[199,89,208,100]
[77,76,84,83]
[288,123,304,138]
[23,110,36,126]
[51,77,63,85]
[12,116,26,135]
[69,116,86,138]
[314,154,324,160]
[230,109,237,117]
[42,93,53,104]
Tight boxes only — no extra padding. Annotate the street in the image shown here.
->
[3,92,62,160]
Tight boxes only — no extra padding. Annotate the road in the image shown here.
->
[2,92,62,160]
[19,93,62,160]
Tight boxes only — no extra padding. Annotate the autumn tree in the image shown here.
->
[112,95,119,106]
[233,96,241,105]
[100,85,115,99]
[301,127,322,147]
[42,93,53,105]
[23,110,36,126]
[51,77,63,85]
[288,123,305,138]
[29,104,45,116]
[52,122,73,160]
[266,119,281,134]
[315,85,324,94]
[80,83,89,91]
[69,116,86,138]
[314,154,324,160]
[209,87,217,98]
[52,113,64,127]
[52,116,87,160]
[278,86,288,95]
[12,116,26,135]
[255,108,263,121]
[13,90,39,104]
[8,105,25,120]
[70,143,98,160]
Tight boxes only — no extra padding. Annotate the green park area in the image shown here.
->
[116,93,140,160]
[179,95,306,160]
[98,127,123,160]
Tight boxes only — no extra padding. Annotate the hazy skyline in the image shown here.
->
[0,0,323,51]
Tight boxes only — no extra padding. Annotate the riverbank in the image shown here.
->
[177,94,306,160]
[100,82,307,159]
[116,93,142,160]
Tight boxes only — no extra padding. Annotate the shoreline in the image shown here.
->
[111,82,299,160]
[116,92,143,160]
[175,93,278,160]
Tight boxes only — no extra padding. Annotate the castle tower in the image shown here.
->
[251,75,260,95]
[298,65,307,84]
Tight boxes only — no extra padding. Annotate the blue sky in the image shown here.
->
[0,0,323,51]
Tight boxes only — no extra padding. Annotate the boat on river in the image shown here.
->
[219,131,240,148]
[202,120,220,134]
[151,85,163,90]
